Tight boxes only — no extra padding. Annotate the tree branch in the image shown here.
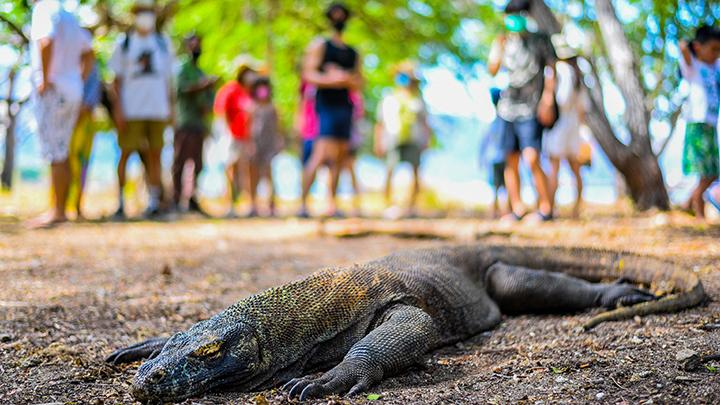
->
[0,13,29,45]
[594,0,652,153]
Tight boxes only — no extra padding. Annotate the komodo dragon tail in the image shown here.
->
[488,244,707,330]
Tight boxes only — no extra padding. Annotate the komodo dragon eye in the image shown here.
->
[191,341,223,358]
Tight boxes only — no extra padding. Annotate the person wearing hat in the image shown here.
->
[543,35,588,219]
[109,0,175,219]
[374,61,431,218]
[299,2,363,218]
[213,56,260,217]
[487,0,557,223]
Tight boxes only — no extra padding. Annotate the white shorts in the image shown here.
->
[33,89,81,162]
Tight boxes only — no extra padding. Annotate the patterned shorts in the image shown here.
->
[33,89,81,162]
[683,123,719,178]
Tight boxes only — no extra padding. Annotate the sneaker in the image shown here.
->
[296,207,311,219]
[188,197,212,218]
[111,207,126,222]
[143,206,163,220]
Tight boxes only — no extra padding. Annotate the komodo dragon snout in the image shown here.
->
[128,319,261,403]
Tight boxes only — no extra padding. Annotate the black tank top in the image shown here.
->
[316,39,357,107]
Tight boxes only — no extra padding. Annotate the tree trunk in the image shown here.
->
[530,0,670,210]
[1,68,17,190]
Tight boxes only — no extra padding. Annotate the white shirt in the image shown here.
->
[30,0,92,103]
[679,55,720,126]
[109,31,175,120]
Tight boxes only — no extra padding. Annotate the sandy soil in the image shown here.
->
[1,213,719,404]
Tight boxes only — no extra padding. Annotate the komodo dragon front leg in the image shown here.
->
[284,304,438,401]
[485,262,657,313]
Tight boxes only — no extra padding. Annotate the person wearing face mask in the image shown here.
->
[171,34,216,216]
[488,0,557,224]
[299,2,363,218]
[374,62,431,219]
[247,77,283,217]
[109,0,175,220]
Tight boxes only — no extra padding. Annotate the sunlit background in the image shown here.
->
[1,0,719,215]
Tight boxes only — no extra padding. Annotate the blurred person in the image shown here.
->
[300,2,363,218]
[678,25,720,221]
[487,0,557,223]
[68,60,102,220]
[214,57,260,217]
[374,62,431,219]
[247,77,283,217]
[339,90,365,216]
[479,87,510,219]
[109,0,175,219]
[296,81,319,167]
[171,34,216,216]
[543,35,588,219]
[27,0,94,229]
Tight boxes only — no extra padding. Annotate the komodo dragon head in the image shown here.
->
[130,316,263,403]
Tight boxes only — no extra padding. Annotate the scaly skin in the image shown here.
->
[106,244,705,403]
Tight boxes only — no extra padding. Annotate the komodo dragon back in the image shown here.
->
[485,243,707,330]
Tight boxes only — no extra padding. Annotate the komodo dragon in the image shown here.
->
[107,244,705,403]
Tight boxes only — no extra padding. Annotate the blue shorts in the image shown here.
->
[301,139,314,166]
[317,103,353,141]
[499,118,543,154]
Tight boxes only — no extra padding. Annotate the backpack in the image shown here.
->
[121,29,168,54]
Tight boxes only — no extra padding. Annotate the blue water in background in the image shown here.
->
[5,106,694,207]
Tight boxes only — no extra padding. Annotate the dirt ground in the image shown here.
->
[1,211,719,404]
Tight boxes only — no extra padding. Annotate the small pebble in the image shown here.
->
[555,376,568,383]
[596,392,606,400]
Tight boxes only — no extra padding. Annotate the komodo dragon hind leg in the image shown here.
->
[486,262,657,314]
[284,305,438,401]
[105,337,169,365]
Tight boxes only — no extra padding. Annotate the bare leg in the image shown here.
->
[503,152,524,218]
[27,160,71,228]
[328,140,347,216]
[301,139,331,215]
[522,147,552,217]
[266,166,276,216]
[409,163,420,215]
[567,158,583,218]
[691,176,717,220]
[248,162,260,216]
[384,165,395,207]
[548,157,561,212]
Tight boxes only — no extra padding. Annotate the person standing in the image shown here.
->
[109,0,175,219]
[543,35,588,219]
[68,60,102,220]
[479,87,510,219]
[374,62,431,219]
[296,81,320,167]
[214,57,260,217]
[172,34,216,216]
[247,77,283,217]
[300,2,363,218]
[488,0,557,223]
[28,0,94,229]
[678,26,720,221]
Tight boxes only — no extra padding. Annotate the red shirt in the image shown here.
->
[214,81,252,141]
